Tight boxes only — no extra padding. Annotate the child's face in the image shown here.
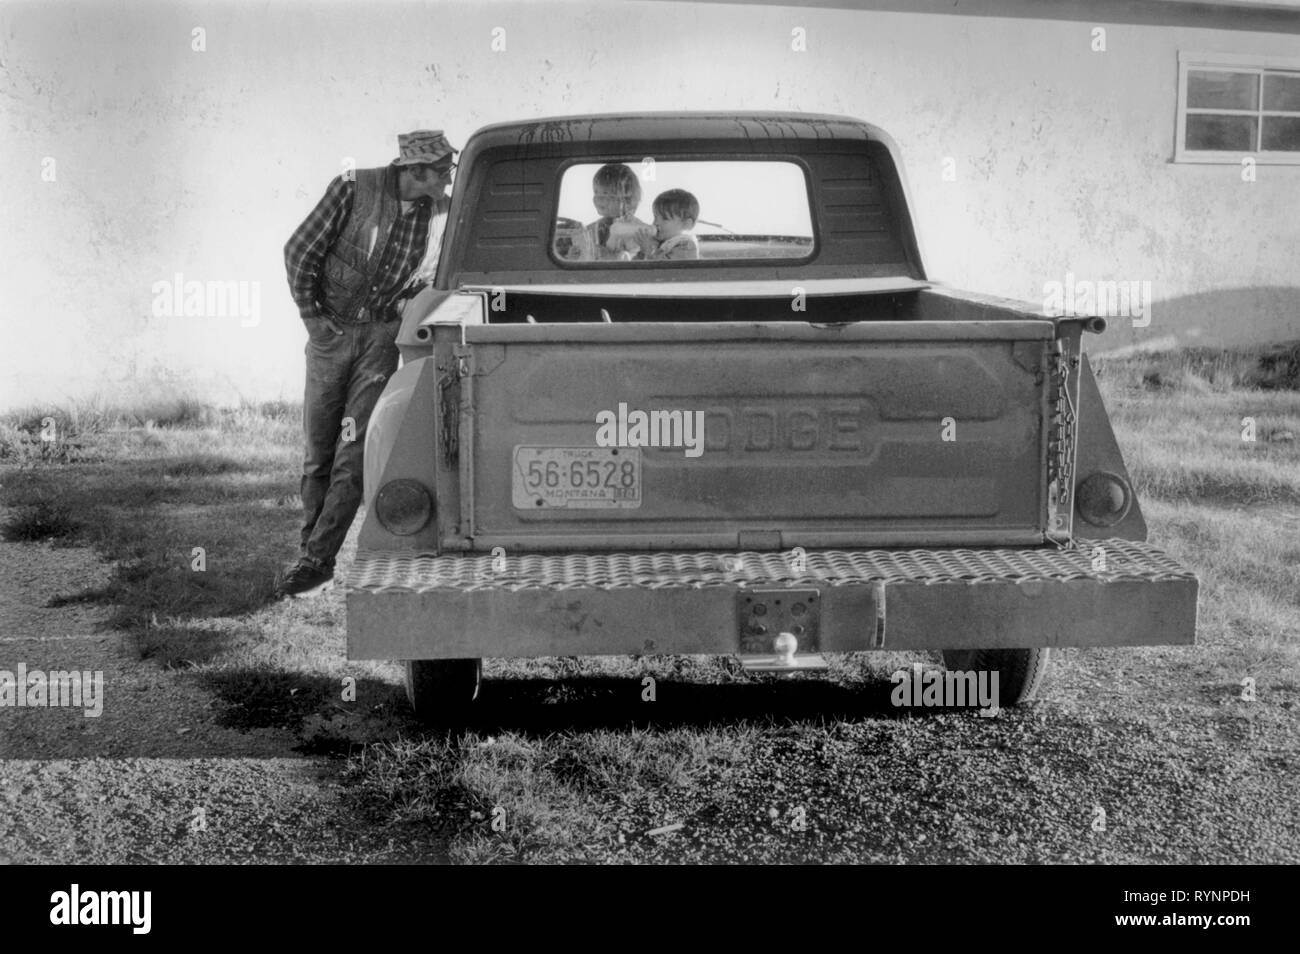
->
[593,186,637,220]
[653,211,691,241]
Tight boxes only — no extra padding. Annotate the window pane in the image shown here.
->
[1263,72,1300,111]
[553,161,814,264]
[1262,116,1300,151]
[1187,70,1259,110]
[1185,113,1258,151]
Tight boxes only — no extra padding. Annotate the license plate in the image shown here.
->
[512,446,641,510]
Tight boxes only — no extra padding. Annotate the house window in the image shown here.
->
[1176,52,1300,163]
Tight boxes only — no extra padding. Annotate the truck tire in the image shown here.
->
[940,648,1050,706]
[404,659,481,722]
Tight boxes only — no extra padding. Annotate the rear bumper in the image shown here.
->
[344,540,1198,660]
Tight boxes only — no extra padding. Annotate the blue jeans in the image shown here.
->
[299,318,400,568]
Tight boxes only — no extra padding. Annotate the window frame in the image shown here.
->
[1175,51,1300,164]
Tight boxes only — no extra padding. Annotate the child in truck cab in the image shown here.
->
[636,188,701,260]
[571,163,650,262]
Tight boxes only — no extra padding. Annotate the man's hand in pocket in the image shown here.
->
[305,315,344,342]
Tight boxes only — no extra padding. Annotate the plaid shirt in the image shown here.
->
[285,170,433,322]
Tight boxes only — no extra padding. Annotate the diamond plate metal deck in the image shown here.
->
[344,540,1195,594]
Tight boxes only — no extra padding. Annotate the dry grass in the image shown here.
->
[1100,386,1299,505]
[343,726,754,863]
[1094,340,1300,393]
[1088,350,1300,686]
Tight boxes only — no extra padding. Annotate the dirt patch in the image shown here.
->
[0,535,287,760]
[0,534,446,862]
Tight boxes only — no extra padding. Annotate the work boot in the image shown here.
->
[277,559,334,599]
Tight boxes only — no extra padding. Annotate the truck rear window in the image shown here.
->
[552,160,814,264]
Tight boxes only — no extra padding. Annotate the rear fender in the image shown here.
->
[358,356,442,553]
[1073,352,1147,542]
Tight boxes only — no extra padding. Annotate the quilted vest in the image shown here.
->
[320,166,401,322]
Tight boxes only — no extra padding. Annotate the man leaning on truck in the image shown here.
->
[277,129,457,598]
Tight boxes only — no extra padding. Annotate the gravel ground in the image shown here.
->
[0,538,448,864]
[572,695,1299,864]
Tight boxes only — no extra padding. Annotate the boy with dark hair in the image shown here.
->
[637,188,700,260]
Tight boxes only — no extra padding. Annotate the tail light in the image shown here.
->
[1076,471,1132,528]
[375,479,433,535]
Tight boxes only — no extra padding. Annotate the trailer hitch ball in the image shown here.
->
[774,632,798,665]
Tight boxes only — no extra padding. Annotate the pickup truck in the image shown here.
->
[345,112,1199,721]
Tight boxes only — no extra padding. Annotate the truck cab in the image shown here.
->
[345,113,1198,720]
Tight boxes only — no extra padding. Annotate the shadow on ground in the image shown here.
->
[198,667,981,757]
[2,454,302,629]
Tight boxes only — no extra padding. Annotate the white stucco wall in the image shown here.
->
[2,0,1298,410]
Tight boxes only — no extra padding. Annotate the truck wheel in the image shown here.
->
[404,659,481,722]
[940,648,1050,706]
